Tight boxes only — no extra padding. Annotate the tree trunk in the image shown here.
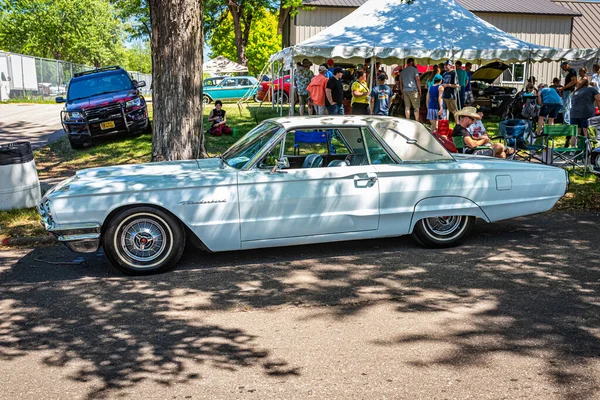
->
[228,2,248,66]
[148,0,207,161]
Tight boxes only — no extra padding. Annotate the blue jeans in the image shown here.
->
[327,104,344,115]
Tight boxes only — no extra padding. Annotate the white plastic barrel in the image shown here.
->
[0,142,41,210]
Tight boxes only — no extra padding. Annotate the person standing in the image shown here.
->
[426,65,441,89]
[295,58,314,116]
[536,83,563,136]
[351,70,370,115]
[426,74,444,132]
[370,74,394,116]
[325,67,345,115]
[441,60,460,123]
[591,64,600,88]
[399,57,421,121]
[560,61,578,124]
[325,59,335,78]
[307,65,329,115]
[569,79,600,146]
[455,60,468,109]
[465,62,473,105]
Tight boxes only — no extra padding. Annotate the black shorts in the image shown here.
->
[570,117,590,129]
[540,104,561,119]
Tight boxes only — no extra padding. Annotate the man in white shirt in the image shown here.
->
[398,58,421,121]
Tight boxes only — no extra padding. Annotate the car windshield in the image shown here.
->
[371,119,454,163]
[222,121,282,169]
[68,72,133,100]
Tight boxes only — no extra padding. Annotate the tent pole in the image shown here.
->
[270,62,275,110]
[289,48,295,116]
[279,63,283,117]
[369,55,376,92]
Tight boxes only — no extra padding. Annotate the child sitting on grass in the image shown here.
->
[208,100,233,136]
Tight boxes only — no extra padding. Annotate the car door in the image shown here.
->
[218,78,238,99]
[237,127,382,242]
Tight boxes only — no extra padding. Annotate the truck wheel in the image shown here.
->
[68,137,86,150]
[102,206,186,275]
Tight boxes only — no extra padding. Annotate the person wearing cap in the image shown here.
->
[442,60,460,124]
[326,59,335,78]
[398,58,421,122]
[560,61,577,124]
[426,73,444,132]
[295,58,315,116]
[351,70,370,115]
[207,100,233,136]
[307,65,329,115]
[370,74,394,116]
[454,107,509,158]
[325,67,345,115]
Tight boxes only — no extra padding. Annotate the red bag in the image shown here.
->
[438,119,451,138]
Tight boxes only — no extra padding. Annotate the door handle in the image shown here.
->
[354,173,378,184]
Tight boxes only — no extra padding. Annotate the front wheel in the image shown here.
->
[272,92,289,104]
[412,215,475,248]
[202,95,211,105]
[102,206,186,275]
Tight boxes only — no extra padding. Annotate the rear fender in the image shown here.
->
[409,196,489,233]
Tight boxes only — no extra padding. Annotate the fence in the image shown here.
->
[0,51,152,101]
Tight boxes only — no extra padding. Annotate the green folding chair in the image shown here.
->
[452,136,494,156]
[542,124,590,176]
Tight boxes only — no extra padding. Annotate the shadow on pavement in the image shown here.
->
[0,121,64,149]
[0,213,599,398]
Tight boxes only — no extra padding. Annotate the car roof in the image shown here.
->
[265,115,420,130]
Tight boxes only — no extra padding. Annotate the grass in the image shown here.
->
[4,96,59,104]
[0,104,598,243]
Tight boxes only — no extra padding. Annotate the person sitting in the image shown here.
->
[208,100,232,136]
[454,107,509,158]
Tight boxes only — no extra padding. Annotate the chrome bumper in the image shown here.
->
[37,200,101,253]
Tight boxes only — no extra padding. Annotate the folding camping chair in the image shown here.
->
[498,119,543,162]
[452,136,494,156]
[542,124,590,176]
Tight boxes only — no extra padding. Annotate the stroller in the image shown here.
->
[504,91,538,132]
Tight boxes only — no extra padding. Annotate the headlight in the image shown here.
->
[65,111,82,120]
[125,97,142,108]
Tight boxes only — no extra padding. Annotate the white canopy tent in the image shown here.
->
[204,55,248,74]
[270,0,599,66]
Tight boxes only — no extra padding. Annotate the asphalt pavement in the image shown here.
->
[1,212,600,399]
[0,103,64,148]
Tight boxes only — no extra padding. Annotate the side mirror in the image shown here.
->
[55,96,65,103]
[270,157,290,174]
[135,80,146,88]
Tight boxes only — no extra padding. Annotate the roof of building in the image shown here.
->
[302,0,581,16]
[554,1,600,47]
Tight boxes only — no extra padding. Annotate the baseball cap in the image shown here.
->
[327,58,335,65]
[377,74,387,81]
[318,65,327,73]
[333,67,344,75]
[444,60,453,66]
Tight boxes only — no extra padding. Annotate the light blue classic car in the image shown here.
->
[203,75,259,104]
[38,116,569,275]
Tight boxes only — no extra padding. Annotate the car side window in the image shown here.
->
[223,79,236,87]
[361,127,395,164]
[238,78,250,86]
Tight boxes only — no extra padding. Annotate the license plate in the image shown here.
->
[100,121,115,130]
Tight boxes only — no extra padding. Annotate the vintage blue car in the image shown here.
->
[38,116,569,275]
[203,75,259,104]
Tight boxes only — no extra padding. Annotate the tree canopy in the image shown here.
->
[0,0,125,67]
[207,9,281,76]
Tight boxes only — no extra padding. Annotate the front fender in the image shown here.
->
[409,196,489,233]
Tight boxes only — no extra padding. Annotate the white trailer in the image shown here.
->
[0,56,9,101]
[0,53,38,96]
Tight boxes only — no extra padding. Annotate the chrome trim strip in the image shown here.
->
[58,233,101,242]
[48,223,101,233]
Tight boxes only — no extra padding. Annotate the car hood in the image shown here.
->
[65,89,139,111]
[470,62,509,83]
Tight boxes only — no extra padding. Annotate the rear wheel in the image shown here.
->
[102,206,186,275]
[412,215,475,248]
[272,92,289,104]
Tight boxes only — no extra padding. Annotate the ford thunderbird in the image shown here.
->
[38,116,569,275]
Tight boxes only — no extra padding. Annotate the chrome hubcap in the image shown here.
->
[425,216,462,236]
[121,219,166,262]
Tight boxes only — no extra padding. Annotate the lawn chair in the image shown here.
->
[293,130,329,155]
[498,119,543,162]
[542,124,590,176]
